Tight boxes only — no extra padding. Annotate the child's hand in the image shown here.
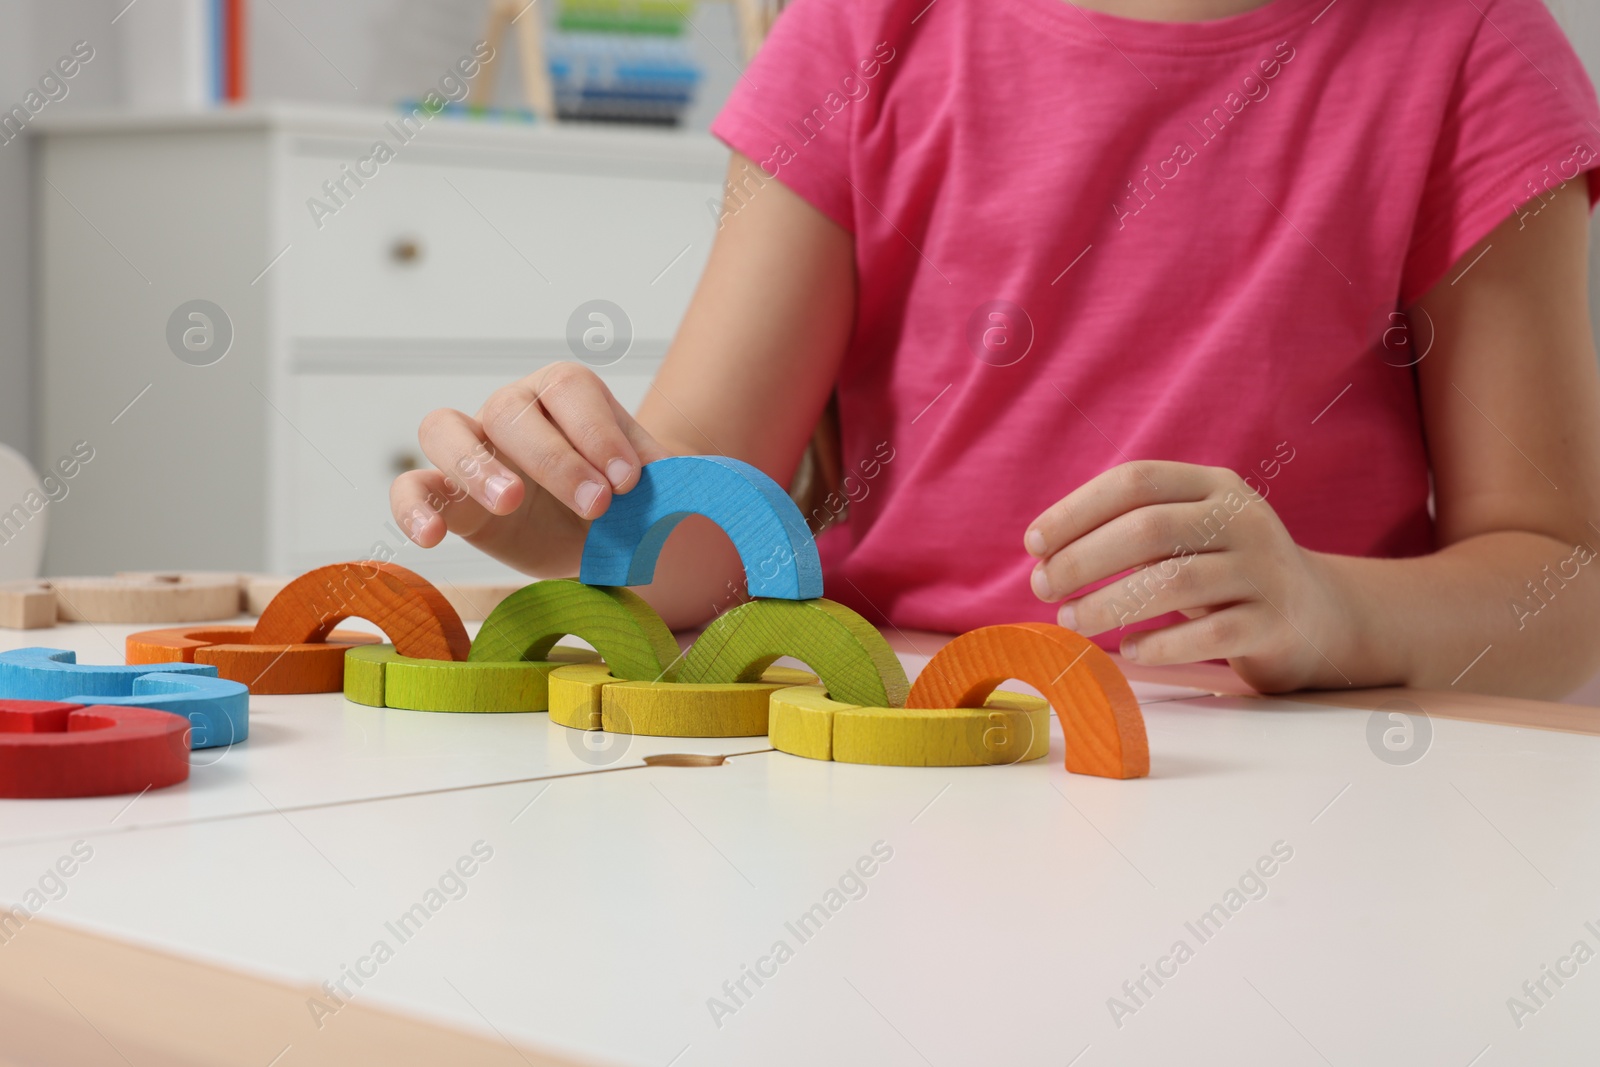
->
[1024,461,1345,692]
[390,362,671,573]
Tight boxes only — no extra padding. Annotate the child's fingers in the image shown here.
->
[1030,500,1230,603]
[514,363,647,493]
[390,468,493,547]
[416,407,527,516]
[474,383,620,520]
[607,392,675,468]
[1117,605,1268,666]
[1024,461,1228,559]
[1059,553,1251,636]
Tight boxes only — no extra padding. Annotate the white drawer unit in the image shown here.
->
[36,106,725,581]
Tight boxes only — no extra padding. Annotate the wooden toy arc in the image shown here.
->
[253,562,471,660]
[468,580,681,681]
[128,561,468,694]
[344,580,683,713]
[906,623,1149,779]
[579,455,823,600]
[768,685,1052,767]
[51,573,242,624]
[678,597,909,708]
[345,644,599,713]
[0,648,248,750]
[0,699,190,798]
[127,626,383,695]
[548,662,818,737]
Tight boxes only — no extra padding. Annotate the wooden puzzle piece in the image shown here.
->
[115,571,252,613]
[244,575,288,615]
[579,456,823,600]
[769,685,1051,766]
[0,647,214,701]
[85,672,251,751]
[343,644,599,712]
[678,597,909,708]
[128,561,471,694]
[253,561,470,661]
[468,579,681,682]
[905,623,1148,779]
[0,581,56,630]
[126,625,383,694]
[0,649,247,750]
[547,663,816,737]
[0,699,190,798]
[49,573,242,624]
[343,644,389,708]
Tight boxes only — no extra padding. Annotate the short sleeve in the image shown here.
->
[1402,0,1600,304]
[710,0,862,232]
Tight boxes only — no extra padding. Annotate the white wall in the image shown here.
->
[0,2,34,462]
[0,1,124,461]
[0,0,1596,460]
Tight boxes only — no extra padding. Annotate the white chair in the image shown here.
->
[0,443,47,581]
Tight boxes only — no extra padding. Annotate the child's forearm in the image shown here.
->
[1317,530,1600,699]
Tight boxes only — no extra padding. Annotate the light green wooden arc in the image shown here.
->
[467,579,681,682]
[344,644,391,707]
[344,643,598,712]
[677,597,909,708]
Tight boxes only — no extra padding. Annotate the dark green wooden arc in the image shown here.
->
[678,597,908,708]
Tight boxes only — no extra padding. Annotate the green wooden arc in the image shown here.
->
[467,579,681,682]
[678,597,908,708]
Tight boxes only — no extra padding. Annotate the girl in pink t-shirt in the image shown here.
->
[395,0,1600,698]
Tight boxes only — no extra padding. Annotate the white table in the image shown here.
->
[1,620,1596,1066]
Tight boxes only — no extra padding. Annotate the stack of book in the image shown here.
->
[117,0,247,108]
[207,0,248,103]
[546,0,703,126]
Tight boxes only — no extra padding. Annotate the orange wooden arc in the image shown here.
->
[905,623,1149,779]
[251,562,470,662]
[126,625,384,695]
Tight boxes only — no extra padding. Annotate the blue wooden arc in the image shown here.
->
[579,456,822,600]
[0,648,249,751]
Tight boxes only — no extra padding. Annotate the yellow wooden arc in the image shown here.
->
[769,685,1050,767]
[547,663,817,737]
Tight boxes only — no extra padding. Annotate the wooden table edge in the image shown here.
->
[0,916,603,1067]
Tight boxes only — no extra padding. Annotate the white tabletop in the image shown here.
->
[1,621,1596,1065]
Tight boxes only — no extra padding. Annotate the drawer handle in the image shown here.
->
[391,452,420,476]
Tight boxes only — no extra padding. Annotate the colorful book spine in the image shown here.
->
[207,0,247,103]
[558,0,689,36]
[224,0,246,101]
[546,9,702,126]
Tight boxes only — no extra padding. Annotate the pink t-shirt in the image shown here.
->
[711,0,1600,639]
